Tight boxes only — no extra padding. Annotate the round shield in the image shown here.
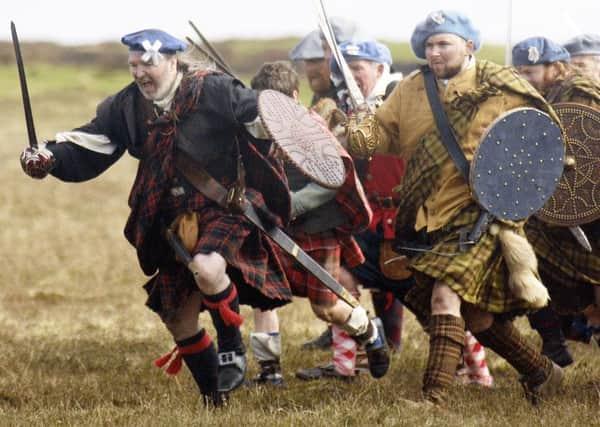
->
[258,89,345,189]
[537,103,600,226]
[470,108,564,221]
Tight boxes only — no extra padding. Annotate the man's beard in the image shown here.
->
[138,74,176,101]
[432,62,466,80]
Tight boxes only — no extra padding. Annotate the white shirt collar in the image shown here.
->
[154,71,183,111]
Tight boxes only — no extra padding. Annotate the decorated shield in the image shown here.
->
[536,103,600,226]
[258,89,345,189]
[470,108,564,221]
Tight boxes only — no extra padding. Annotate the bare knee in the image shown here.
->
[310,299,352,325]
[311,301,337,322]
[431,283,461,316]
[161,292,203,341]
[189,252,229,294]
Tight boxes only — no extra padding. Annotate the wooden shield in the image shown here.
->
[537,102,600,226]
[470,108,565,221]
[258,90,345,189]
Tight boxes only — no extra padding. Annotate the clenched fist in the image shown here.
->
[20,146,56,179]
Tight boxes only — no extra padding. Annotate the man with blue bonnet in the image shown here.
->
[333,37,494,387]
[19,28,297,407]
[513,36,600,370]
[345,10,565,405]
[329,38,409,358]
[563,34,600,81]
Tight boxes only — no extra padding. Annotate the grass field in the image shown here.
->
[1,64,599,426]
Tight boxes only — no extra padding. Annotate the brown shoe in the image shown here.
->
[520,362,564,405]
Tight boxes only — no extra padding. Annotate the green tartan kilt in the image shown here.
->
[526,218,600,315]
[404,204,535,319]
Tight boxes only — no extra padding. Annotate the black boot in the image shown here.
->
[352,318,390,379]
[301,325,333,350]
[529,307,573,367]
[175,330,225,407]
[203,283,247,392]
[251,360,284,386]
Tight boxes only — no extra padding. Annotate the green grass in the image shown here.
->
[1,64,599,427]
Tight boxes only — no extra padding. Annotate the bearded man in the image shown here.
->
[20,28,296,407]
[345,11,564,405]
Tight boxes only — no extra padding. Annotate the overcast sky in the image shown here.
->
[3,0,599,48]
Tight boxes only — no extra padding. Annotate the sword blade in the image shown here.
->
[188,20,236,77]
[313,0,370,112]
[569,226,592,252]
[10,22,38,148]
[185,36,237,79]
[243,204,360,308]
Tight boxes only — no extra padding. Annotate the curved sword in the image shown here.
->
[11,22,38,148]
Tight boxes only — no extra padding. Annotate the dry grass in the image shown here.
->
[1,66,599,426]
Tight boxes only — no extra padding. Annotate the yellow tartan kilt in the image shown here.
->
[405,205,534,319]
[526,218,600,314]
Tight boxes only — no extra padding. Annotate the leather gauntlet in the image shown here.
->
[345,112,380,159]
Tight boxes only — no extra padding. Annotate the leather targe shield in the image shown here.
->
[258,89,345,189]
[537,102,600,226]
[470,108,565,221]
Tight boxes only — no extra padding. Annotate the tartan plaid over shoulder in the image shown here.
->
[547,70,600,106]
[393,60,559,235]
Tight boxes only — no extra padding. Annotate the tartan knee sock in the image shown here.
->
[155,329,218,397]
[423,314,465,404]
[474,320,553,383]
[203,283,244,354]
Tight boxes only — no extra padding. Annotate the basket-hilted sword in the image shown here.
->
[11,21,38,148]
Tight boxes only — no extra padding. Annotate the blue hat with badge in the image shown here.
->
[338,40,392,65]
[121,29,187,54]
[563,34,600,57]
[410,10,481,59]
[512,37,570,66]
[289,30,325,61]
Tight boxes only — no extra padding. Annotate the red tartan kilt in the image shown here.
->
[274,230,364,306]
[144,195,293,319]
[194,207,292,304]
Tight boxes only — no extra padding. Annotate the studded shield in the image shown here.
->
[258,89,345,189]
[536,103,600,226]
[470,108,565,221]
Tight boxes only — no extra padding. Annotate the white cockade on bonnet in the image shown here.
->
[527,46,540,64]
[141,39,163,65]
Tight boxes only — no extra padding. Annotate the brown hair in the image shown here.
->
[251,61,299,97]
